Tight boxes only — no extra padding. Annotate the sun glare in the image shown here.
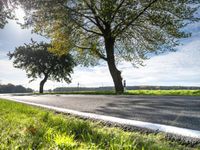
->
[14,7,25,23]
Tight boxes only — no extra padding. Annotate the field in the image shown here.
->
[127,90,200,96]
[0,99,199,149]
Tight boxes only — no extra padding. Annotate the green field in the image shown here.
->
[127,90,200,96]
[0,99,199,149]
[40,90,200,96]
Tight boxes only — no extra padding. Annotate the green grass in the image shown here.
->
[0,99,199,149]
[127,90,200,96]
[39,90,200,96]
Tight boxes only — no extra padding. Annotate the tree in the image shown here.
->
[0,0,14,28]
[8,41,76,93]
[0,83,33,93]
[18,0,200,94]
[0,0,8,28]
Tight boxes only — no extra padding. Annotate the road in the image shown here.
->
[1,94,200,130]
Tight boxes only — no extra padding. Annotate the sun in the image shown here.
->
[14,7,25,23]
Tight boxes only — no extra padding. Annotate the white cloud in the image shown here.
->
[120,40,200,86]
[70,66,112,87]
[0,20,48,52]
[0,51,7,59]
[0,59,27,83]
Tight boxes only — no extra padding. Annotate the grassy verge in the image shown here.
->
[39,90,200,96]
[0,99,199,149]
[127,90,200,96]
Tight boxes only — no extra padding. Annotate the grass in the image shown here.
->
[39,90,200,96]
[0,99,199,149]
[127,90,200,96]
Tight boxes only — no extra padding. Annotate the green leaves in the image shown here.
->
[0,0,11,28]
[16,0,200,66]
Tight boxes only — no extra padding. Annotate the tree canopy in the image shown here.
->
[0,0,8,28]
[0,0,15,28]
[8,41,76,93]
[15,0,200,93]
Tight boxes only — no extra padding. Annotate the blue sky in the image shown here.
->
[0,8,200,91]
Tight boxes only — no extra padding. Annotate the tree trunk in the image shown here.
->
[105,37,124,94]
[39,74,48,93]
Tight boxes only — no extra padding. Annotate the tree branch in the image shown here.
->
[59,2,99,27]
[77,21,103,36]
[114,0,158,37]
[80,25,103,35]
[58,1,104,36]
[83,0,105,32]
[110,0,125,22]
[76,45,107,61]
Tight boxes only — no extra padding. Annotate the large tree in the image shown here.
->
[8,41,76,93]
[18,0,200,93]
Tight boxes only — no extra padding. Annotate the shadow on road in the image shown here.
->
[95,96,200,130]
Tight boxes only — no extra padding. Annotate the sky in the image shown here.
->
[0,8,200,91]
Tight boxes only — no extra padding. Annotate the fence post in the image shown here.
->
[123,80,126,92]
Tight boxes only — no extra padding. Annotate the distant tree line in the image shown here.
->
[0,84,33,93]
[53,86,200,92]
[53,87,114,92]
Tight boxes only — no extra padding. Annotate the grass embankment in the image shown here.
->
[0,99,199,149]
[41,90,200,96]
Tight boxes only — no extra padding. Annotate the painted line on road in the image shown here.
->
[2,97,200,139]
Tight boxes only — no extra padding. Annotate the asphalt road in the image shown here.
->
[1,94,200,130]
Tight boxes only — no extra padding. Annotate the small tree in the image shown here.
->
[8,41,76,93]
